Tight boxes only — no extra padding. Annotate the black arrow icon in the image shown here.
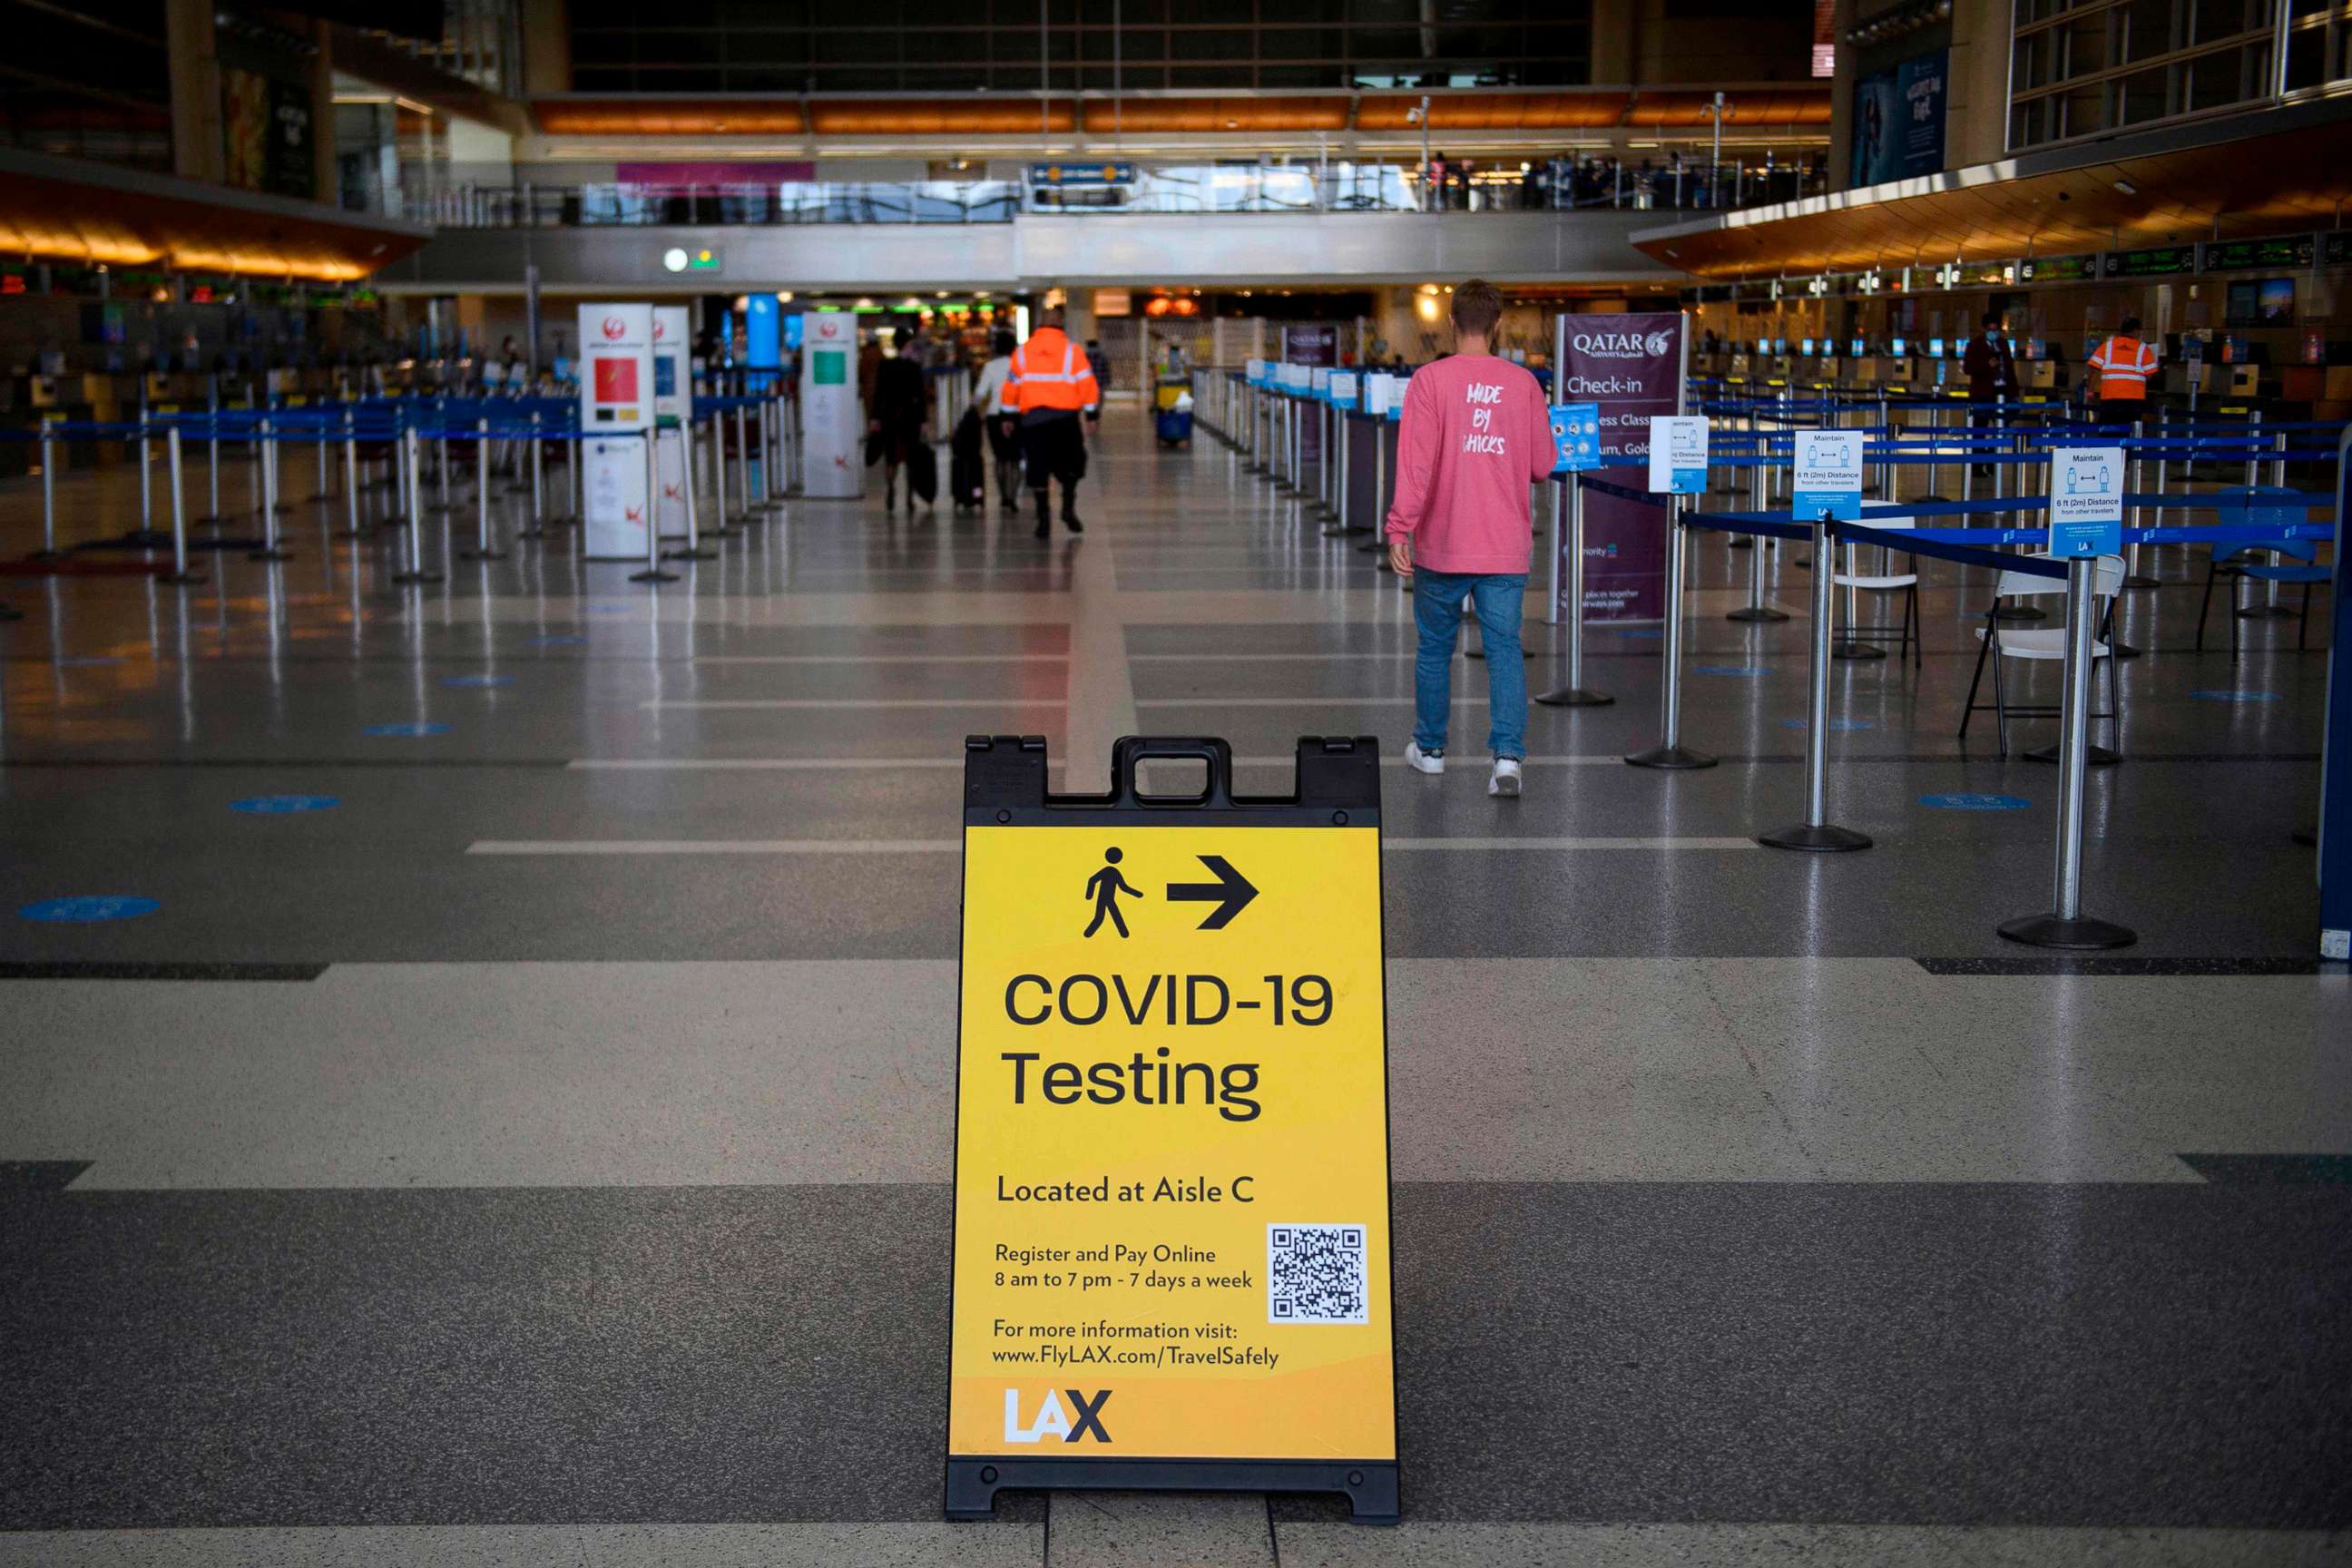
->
[1165,855,1258,930]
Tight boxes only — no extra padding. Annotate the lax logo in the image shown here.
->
[1004,1388,1112,1445]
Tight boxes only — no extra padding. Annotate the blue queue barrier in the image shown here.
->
[2322,428,2352,961]
[1575,471,2339,949]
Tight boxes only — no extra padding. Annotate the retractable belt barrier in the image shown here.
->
[10,390,795,578]
[1585,470,2341,949]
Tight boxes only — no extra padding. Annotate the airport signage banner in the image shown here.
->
[1849,48,1947,187]
[946,737,1398,1525]
[799,310,863,498]
[577,302,653,559]
[1553,311,1684,622]
[1549,402,1600,474]
[1789,430,1865,520]
[1646,416,1709,495]
[652,305,691,537]
[745,294,780,376]
[1283,326,1338,368]
[2048,446,2125,558]
[1030,161,1136,186]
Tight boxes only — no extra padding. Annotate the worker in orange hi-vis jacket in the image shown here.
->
[1004,307,1101,539]
[2086,316,2161,433]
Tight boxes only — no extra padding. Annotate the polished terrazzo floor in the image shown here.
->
[1,407,2347,1566]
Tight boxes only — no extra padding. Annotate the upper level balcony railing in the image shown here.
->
[397,157,1827,229]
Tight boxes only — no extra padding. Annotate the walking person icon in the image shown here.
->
[1083,848,1140,938]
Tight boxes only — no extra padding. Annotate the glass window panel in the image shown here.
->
[2117,62,2171,117]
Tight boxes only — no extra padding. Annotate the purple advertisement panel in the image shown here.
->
[1283,325,1338,367]
[1554,312,1684,622]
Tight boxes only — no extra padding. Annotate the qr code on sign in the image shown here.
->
[1268,1223,1368,1325]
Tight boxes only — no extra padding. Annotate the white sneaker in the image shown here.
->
[1488,758,1523,798]
[1404,742,1446,775]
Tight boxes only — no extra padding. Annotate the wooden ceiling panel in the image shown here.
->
[0,163,426,281]
[1090,97,1347,133]
[535,99,807,135]
[811,99,1076,135]
[538,87,1830,139]
[1635,116,2352,279]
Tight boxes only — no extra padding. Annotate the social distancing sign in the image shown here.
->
[946,736,1398,1524]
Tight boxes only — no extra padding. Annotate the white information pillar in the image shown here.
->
[578,302,655,560]
[797,311,864,499]
[651,305,692,537]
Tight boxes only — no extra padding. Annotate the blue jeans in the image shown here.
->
[1411,569,1527,760]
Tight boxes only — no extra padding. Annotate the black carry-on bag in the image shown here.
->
[907,438,939,505]
[951,407,986,510]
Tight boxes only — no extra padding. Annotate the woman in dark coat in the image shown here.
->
[869,327,930,512]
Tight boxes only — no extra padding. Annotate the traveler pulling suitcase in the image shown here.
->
[907,438,939,505]
[951,407,986,511]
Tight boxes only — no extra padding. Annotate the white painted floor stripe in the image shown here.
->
[690,653,1068,665]
[468,836,1756,856]
[564,756,1605,770]
[570,758,1066,771]
[1386,836,1761,851]
[639,699,1070,710]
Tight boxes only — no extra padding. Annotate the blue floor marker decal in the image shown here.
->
[21,896,161,923]
[231,795,341,815]
[527,635,585,647]
[2190,690,2282,702]
[1782,717,1875,730]
[1693,665,1769,677]
[1919,793,2031,811]
[1602,627,1663,639]
[441,675,514,689]
[362,722,450,738]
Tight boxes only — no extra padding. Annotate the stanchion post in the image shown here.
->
[1727,456,1788,622]
[697,414,735,538]
[1760,513,1871,851]
[391,429,444,584]
[137,420,153,540]
[343,408,362,537]
[161,426,205,584]
[663,425,716,561]
[631,429,681,583]
[524,412,545,535]
[34,422,61,559]
[731,402,752,521]
[1535,475,1612,707]
[1624,501,1715,769]
[462,416,507,560]
[250,416,291,561]
[1998,555,2134,948]
[203,375,222,522]
[2122,416,2159,589]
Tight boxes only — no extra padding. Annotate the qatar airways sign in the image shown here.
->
[1556,313,1683,439]
[1554,310,1686,624]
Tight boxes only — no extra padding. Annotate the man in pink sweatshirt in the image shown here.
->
[1385,279,1557,798]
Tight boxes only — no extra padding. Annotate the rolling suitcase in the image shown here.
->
[907,438,938,505]
[951,408,986,510]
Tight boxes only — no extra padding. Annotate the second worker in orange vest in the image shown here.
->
[1003,309,1101,538]
[2087,317,2160,431]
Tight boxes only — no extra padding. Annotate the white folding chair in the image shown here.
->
[1831,504,1921,666]
[1960,553,2125,757]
